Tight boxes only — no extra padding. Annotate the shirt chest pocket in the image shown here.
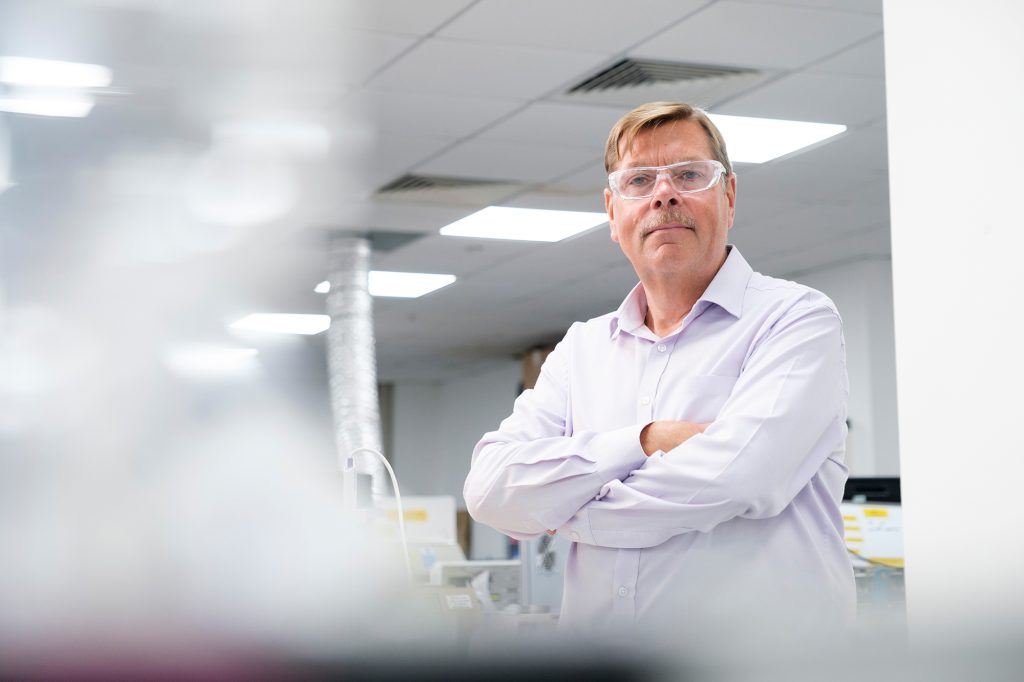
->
[658,374,738,424]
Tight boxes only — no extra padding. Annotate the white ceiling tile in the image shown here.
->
[437,0,708,54]
[519,227,624,274]
[810,34,885,77]
[737,196,890,253]
[334,0,477,36]
[717,71,886,127]
[751,223,891,279]
[342,31,421,85]
[475,101,625,151]
[374,233,538,276]
[344,88,522,138]
[635,1,881,70]
[738,0,881,14]
[363,132,457,173]
[547,262,640,313]
[548,161,610,193]
[323,199,476,234]
[418,139,597,183]
[368,38,603,99]
[238,29,416,87]
[302,166,395,209]
[206,29,414,89]
[502,190,607,214]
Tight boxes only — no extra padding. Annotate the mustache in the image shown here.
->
[639,211,697,238]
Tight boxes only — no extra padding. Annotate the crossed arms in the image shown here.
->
[463,304,848,550]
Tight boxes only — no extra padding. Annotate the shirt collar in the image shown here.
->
[609,281,649,339]
[699,245,751,319]
[609,245,752,339]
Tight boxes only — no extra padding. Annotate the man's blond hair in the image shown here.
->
[604,102,733,175]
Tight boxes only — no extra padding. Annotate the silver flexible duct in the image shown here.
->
[325,235,388,501]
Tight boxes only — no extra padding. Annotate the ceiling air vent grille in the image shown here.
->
[569,59,756,93]
[377,173,507,194]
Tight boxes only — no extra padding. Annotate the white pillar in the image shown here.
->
[799,258,900,476]
[885,0,1024,635]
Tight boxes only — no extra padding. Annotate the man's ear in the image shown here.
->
[725,173,737,230]
[604,188,619,243]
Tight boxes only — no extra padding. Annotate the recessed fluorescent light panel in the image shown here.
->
[0,56,111,118]
[314,271,457,298]
[164,345,259,379]
[0,94,95,118]
[0,56,112,88]
[230,313,330,335]
[708,113,846,164]
[440,206,608,242]
[369,271,455,298]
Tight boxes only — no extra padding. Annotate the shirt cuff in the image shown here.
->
[556,423,648,545]
[590,422,649,483]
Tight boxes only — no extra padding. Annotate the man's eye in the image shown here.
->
[626,173,653,186]
[674,170,704,182]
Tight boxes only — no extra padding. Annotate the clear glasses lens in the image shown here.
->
[610,160,724,199]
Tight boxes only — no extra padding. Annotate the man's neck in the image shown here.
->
[642,275,708,338]
[641,250,729,338]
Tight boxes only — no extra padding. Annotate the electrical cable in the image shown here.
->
[847,547,903,570]
[347,447,413,586]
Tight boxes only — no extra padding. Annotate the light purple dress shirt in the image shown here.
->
[464,247,856,639]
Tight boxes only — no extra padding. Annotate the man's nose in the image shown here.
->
[650,171,680,207]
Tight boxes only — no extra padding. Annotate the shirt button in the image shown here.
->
[640,396,650,405]
[618,586,629,597]
[657,344,667,352]
[570,531,580,541]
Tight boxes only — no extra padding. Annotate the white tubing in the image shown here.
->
[325,235,387,501]
[349,447,412,586]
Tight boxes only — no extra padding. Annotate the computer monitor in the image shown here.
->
[843,476,900,503]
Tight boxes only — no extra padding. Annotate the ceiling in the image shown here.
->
[0,0,889,384]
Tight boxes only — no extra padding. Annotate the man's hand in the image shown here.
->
[640,420,709,456]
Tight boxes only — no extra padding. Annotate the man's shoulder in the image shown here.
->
[564,310,618,338]
[745,270,839,317]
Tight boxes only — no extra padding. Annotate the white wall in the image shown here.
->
[391,359,521,559]
[885,0,1024,635]
[798,257,900,475]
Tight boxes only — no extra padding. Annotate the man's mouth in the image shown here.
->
[646,223,693,235]
[641,215,697,239]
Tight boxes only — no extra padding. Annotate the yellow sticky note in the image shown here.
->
[387,509,429,522]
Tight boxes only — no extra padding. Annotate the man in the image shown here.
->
[464,102,855,641]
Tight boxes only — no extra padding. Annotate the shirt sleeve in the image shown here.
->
[463,324,649,537]
[560,303,848,549]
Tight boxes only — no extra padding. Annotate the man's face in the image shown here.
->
[604,119,737,283]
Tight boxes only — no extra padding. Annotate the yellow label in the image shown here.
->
[386,509,429,522]
[844,526,861,532]
[864,508,889,517]
[846,537,864,543]
[842,515,856,521]
[871,558,905,568]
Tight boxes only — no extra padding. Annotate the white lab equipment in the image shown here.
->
[429,560,522,611]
